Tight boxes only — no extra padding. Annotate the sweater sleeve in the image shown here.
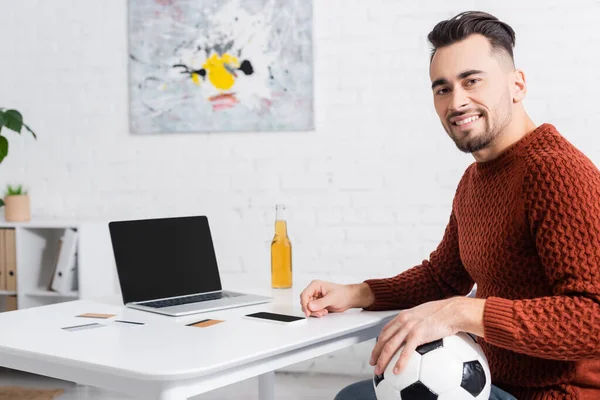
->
[483,146,600,360]
[363,208,475,311]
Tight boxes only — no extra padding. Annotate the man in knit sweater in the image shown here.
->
[300,11,600,400]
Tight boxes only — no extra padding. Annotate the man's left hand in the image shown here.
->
[369,296,486,376]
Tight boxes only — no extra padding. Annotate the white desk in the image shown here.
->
[0,275,396,400]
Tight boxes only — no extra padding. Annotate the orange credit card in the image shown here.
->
[186,319,224,328]
[77,313,117,319]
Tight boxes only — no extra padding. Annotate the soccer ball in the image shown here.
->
[373,332,491,400]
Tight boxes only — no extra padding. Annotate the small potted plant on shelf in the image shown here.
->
[1,184,31,222]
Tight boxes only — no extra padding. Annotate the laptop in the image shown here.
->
[108,215,272,317]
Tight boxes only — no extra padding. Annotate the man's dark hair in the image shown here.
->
[427,11,516,64]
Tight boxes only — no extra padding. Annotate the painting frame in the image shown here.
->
[127,0,314,134]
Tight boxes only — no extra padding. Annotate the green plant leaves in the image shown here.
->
[23,122,37,139]
[2,109,23,133]
[0,198,4,208]
[0,108,37,165]
[0,135,8,163]
[6,184,24,196]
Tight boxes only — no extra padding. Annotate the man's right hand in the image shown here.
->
[299,280,375,318]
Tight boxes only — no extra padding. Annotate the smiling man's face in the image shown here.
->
[430,34,514,154]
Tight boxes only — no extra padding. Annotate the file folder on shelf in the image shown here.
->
[51,228,78,294]
[4,229,17,292]
[0,229,6,291]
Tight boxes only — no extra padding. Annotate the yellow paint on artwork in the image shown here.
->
[191,73,201,86]
[203,53,240,90]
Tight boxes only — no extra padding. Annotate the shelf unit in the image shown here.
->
[0,219,120,311]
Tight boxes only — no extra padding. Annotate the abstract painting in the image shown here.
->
[128,0,314,133]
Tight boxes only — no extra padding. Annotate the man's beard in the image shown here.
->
[450,112,497,153]
[445,95,512,154]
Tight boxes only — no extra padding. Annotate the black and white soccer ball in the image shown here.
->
[373,332,491,400]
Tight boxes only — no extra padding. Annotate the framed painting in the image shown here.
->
[128,0,314,133]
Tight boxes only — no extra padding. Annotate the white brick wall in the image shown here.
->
[1,0,599,378]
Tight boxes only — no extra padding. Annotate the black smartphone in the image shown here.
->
[244,312,307,324]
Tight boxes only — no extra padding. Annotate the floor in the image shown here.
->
[0,368,367,399]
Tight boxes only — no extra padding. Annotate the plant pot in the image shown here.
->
[4,194,31,222]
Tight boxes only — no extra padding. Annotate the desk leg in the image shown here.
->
[258,371,275,400]
[156,386,187,400]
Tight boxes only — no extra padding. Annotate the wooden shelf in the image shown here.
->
[24,289,79,298]
[0,291,17,296]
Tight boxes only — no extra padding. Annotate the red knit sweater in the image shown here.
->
[364,123,600,399]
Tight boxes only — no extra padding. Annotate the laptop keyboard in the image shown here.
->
[141,291,243,309]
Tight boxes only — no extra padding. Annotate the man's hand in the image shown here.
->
[370,297,485,376]
[299,280,375,317]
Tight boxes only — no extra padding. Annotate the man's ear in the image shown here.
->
[512,69,527,103]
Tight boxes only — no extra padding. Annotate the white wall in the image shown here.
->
[1,0,600,376]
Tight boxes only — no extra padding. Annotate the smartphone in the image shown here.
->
[244,311,307,325]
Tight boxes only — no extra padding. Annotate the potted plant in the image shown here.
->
[2,184,30,222]
[0,108,37,220]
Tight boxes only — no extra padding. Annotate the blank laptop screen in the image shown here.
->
[109,216,222,304]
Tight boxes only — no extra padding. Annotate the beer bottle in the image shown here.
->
[271,204,292,288]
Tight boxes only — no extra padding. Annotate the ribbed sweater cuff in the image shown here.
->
[484,297,517,348]
[363,279,394,310]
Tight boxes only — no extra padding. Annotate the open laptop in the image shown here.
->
[108,215,272,317]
